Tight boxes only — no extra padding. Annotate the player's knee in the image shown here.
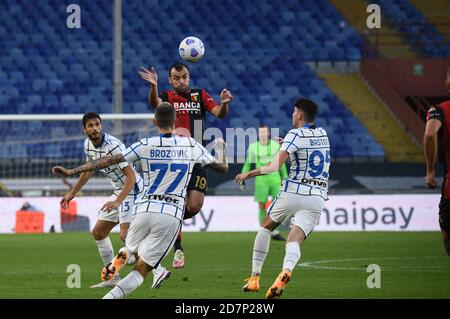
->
[183,207,196,220]
[135,259,152,278]
[261,215,277,230]
[287,225,306,244]
[119,223,129,242]
[187,192,204,213]
[92,229,107,241]
[119,230,128,242]
[187,201,203,215]
[287,234,303,245]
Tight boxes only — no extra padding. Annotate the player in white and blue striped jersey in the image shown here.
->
[57,112,171,289]
[235,99,330,299]
[53,103,228,299]
[57,112,149,289]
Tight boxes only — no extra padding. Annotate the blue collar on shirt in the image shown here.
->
[303,123,315,129]
[159,133,174,138]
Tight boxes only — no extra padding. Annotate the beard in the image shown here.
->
[174,85,190,94]
[88,132,101,144]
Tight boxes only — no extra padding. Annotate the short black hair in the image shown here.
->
[259,124,269,129]
[82,112,101,127]
[295,99,318,122]
[169,63,189,77]
[155,102,176,129]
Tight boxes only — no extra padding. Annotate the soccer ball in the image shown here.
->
[179,36,205,62]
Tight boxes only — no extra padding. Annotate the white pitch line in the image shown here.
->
[298,256,449,272]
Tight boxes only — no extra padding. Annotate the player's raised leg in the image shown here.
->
[101,246,133,282]
[103,258,151,299]
[101,209,172,289]
[103,213,181,299]
[104,244,171,289]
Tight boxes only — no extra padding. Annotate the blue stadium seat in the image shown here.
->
[0,0,384,159]
[374,0,449,57]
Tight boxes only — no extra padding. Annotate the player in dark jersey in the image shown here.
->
[423,66,450,258]
[139,62,233,268]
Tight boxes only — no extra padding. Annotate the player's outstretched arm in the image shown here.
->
[59,171,94,208]
[235,150,289,184]
[52,154,126,177]
[102,166,136,212]
[138,66,163,108]
[423,118,441,189]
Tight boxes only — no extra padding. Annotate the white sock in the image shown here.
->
[96,237,114,266]
[251,227,271,276]
[102,270,144,299]
[119,247,136,265]
[282,242,301,272]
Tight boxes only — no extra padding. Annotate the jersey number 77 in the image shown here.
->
[148,163,189,194]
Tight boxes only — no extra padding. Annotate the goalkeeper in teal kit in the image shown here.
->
[242,125,288,240]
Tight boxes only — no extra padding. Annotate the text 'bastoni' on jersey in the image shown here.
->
[84,133,142,196]
[280,125,330,200]
[122,133,215,220]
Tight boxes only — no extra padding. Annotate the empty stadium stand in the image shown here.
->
[2,0,440,163]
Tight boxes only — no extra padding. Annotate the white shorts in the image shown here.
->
[268,191,324,237]
[125,212,181,268]
[97,194,134,224]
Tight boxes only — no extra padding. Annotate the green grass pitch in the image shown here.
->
[0,232,449,299]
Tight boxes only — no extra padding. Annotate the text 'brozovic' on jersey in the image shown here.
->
[280,125,330,199]
[122,133,215,220]
[84,133,142,196]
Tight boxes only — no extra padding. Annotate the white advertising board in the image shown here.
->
[0,194,441,233]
